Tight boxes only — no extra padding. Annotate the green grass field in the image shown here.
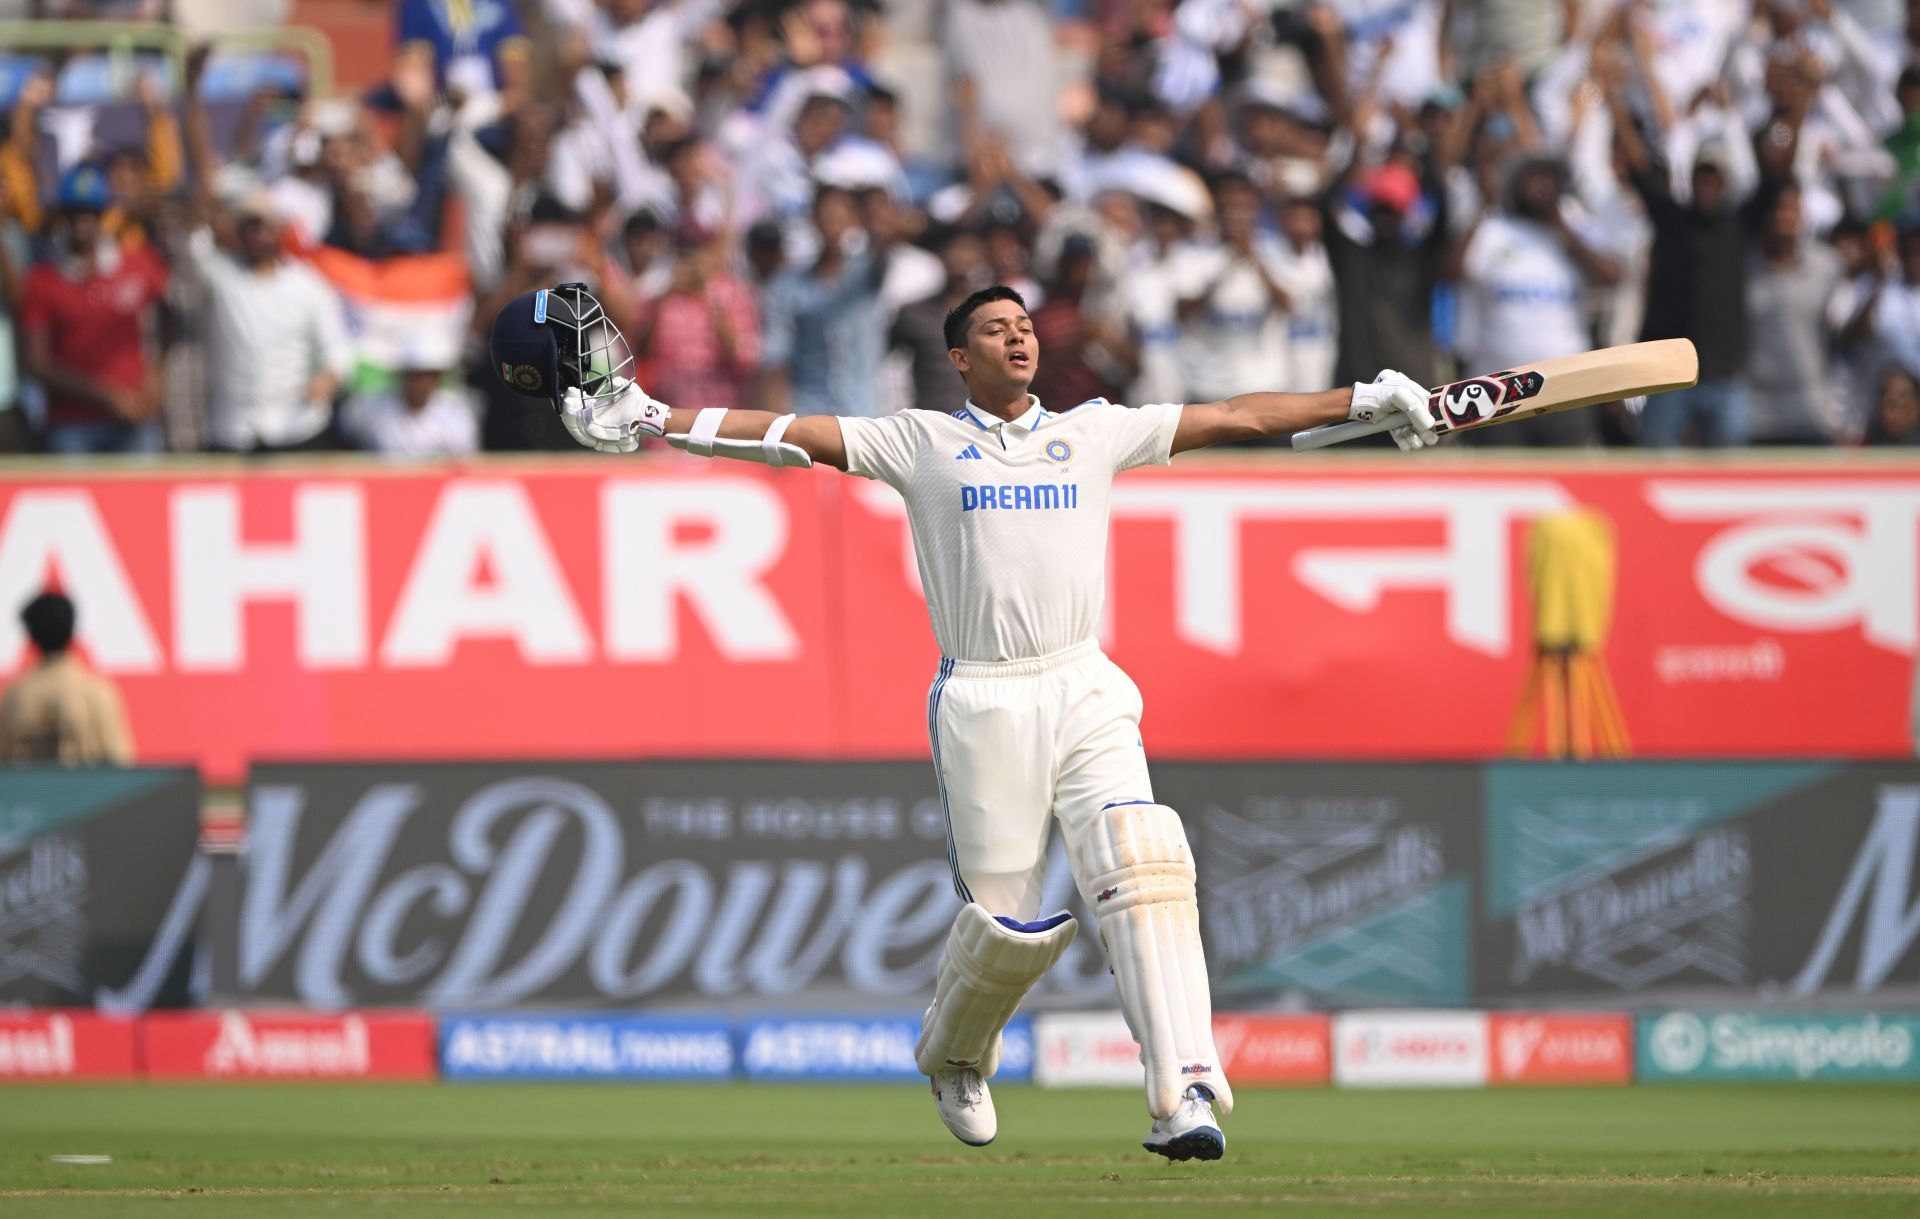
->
[1,1084,1916,1217]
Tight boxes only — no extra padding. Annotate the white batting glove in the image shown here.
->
[1350,369,1439,451]
[559,377,671,454]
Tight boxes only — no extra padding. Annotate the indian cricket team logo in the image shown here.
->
[1044,439,1074,464]
[504,362,544,393]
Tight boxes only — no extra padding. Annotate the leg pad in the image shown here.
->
[1077,803,1234,1120]
[914,903,1077,1078]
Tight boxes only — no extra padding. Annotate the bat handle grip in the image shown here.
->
[1290,414,1396,451]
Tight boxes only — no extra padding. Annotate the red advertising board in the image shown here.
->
[1488,1013,1633,1086]
[1213,1014,1330,1085]
[0,1011,137,1080]
[139,1010,437,1080]
[0,456,1912,780]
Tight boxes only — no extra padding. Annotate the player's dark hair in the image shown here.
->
[21,591,75,655]
[944,285,1026,351]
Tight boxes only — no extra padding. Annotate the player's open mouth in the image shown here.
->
[1009,352,1030,366]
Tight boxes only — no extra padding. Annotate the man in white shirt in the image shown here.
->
[1272,195,1340,392]
[1122,163,1212,407]
[1172,170,1296,402]
[1451,154,1622,445]
[341,344,479,458]
[188,191,352,451]
[502,280,1438,1160]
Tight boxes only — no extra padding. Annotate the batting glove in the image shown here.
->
[1350,369,1439,451]
[560,377,672,454]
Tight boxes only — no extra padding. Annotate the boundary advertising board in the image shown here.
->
[3,460,1914,780]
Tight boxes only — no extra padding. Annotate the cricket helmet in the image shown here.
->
[488,282,635,414]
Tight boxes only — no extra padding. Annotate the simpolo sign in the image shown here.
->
[1638,1011,1920,1082]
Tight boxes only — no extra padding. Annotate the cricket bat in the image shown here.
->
[1290,339,1699,450]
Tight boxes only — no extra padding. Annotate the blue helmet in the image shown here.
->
[56,163,111,212]
[488,282,633,414]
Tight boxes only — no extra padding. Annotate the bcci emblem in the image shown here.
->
[1044,439,1074,464]
[503,363,544,393]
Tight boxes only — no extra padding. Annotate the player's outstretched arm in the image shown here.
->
[561,378,849,470]
[1170,371,1438,454]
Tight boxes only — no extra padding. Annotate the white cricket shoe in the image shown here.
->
[1142,1085,1225,1162]
[930,1066,996,1146]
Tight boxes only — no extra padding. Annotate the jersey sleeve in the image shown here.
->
[837,412,930,487]
[1091,401,1183,472]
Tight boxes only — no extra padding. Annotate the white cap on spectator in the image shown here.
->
[1126,162,1212,222]
[212,163,262,200]
[235,187,283,226]
[635,85,695,123]
[813,141,903,193]
[397,335,458,372]
[1237,76,1328,127]
[796,65,856,107]
[1693,141,1734,174]
[310,98,357,139]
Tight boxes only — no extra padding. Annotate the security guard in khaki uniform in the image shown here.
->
[0,591,133,765]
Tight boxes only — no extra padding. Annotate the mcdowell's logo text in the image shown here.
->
[1512,828,1750,988]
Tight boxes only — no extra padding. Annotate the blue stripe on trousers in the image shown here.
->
[927,657,974,904]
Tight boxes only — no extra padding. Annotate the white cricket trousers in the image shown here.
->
[927,637,1157,919]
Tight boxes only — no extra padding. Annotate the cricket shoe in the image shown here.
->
[1142,1085,1225,1162]
[930,1066,996,1146]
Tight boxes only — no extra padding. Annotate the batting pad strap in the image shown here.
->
[1076,804,1233,1120]
[685,407,727,456]
[1080,803,1198,914]
[914,903,1077,1078]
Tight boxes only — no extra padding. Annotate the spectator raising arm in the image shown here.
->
[0,76,50,235]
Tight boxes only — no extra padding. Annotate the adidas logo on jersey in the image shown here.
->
[955,444,983,460]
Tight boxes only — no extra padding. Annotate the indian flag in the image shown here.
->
[306,246,472,384]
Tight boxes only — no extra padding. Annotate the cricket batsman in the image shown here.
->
[491,282,1438,1161]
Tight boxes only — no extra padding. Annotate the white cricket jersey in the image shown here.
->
[838,396,1182,663]
[1458,213,1609,375]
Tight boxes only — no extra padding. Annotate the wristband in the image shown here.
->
[763,413,797,464]
[686,407,727,456]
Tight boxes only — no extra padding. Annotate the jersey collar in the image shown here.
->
[959,396,1050,433]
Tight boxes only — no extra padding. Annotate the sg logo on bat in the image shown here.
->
[1435,370,1546,429]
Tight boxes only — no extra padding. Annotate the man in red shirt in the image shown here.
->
[631,235,760,412]
[1030,233,1132,410]
[20,164,169,454]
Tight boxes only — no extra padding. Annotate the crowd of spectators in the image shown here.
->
[4,0,1920,453]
